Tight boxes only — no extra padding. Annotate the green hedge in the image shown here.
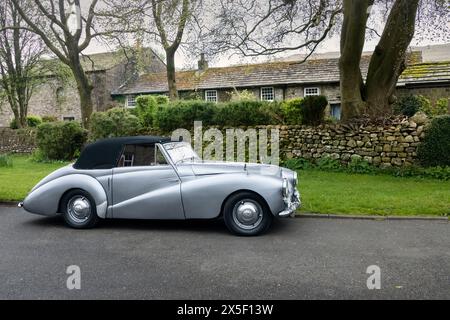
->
[282,98,303,125]
[36,121,87,161]
[394,95,430,117]
[10,115,43,129]
[154,100,285,132]
[135,95,169,128]
[299,96,328,125]
[90,107,142,141]
[417,115,450,167]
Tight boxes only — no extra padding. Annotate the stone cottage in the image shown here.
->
[0,48,166,127]
[114,51,449,120]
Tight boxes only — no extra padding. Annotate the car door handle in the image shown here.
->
[167,178,180,183]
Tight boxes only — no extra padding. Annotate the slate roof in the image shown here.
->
[40,48,164,75]
[397,61,450,86]
[115,51,450,95]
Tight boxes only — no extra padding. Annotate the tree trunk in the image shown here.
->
[166,48,178,100]
[339,0,373,121]
[364,0,419,117]
[69,55,94,128]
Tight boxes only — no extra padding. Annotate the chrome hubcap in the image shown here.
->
[67,196,91,223]
[232,199,263,230]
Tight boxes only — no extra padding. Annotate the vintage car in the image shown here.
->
[19,136,300,236]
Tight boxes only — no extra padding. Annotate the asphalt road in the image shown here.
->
[0,206,448,300]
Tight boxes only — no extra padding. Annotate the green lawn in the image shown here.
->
[298,170,450,216]
[0,155,69,202]
[1,155,449,216]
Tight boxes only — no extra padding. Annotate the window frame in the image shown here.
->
[205,90,218,103]
[304,87,320,97]
[126,95,137,108]
[260,87,275,101]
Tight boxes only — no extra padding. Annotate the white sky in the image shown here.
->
[80,1,449,69]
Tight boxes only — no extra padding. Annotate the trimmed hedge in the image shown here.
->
[154,100,285,132]
[90,107,142,141]
[155,100,217,132]
[36,121,87,161]
[417,115,450,167]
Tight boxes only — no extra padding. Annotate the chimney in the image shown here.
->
[198,53,208,71]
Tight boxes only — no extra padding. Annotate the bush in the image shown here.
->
[284,156,450,180]
[36,121,87,161]
[316,156,341,171]
[42,115,58,122]
[283,158,314,170]
[9,116,43,129]
[282,98,303,125]
[347,157,375,174]
[417,115,450,167]
[428,98,449,117]
[299,95,328,125]
[90,107,142,141]
[214,100,284,127]
[135,95,158,128]
[155,100,217,132]
[26,115,42,127]
[0,154,13,167]
[9,118,18,129]
[394,95,429,117]
[229,89,257,102]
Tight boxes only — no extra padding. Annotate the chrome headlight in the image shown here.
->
[282,179,289,198]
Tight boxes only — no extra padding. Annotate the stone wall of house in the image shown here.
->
[396,85,450,108]
[0,128,36,153]
[278,117,426,167]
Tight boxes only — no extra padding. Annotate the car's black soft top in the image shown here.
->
[74,136,172,170]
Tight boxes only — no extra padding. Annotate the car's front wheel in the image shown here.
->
[61,189,99,229]
[223,192,273,236]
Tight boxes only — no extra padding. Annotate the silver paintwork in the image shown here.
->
[22,142,301,220]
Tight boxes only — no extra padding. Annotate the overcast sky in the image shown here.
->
[80,1,449,69]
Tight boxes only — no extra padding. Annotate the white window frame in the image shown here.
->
[304,87,320,97]
[205,90,218,103]
[260,87,275,101]
[126,95,137,108]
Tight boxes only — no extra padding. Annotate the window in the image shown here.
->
[117,144,169,167]
[260,87,274,101]
[63,116,75,121]
[330,103,341,120]
[126,95,137,108]
[304,87,320,97]
[117,144,155,167]
[205,90,218,103]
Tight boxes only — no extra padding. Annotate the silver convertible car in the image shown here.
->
[20,136,300,236]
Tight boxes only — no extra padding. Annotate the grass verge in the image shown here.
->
[0,155,449,216]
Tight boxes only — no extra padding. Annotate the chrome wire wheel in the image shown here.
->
[67,196,92,224]
[232,199,264,230]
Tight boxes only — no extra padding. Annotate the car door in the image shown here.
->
[111,143,185,220]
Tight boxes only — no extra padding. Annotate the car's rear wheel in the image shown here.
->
[61,189,99,229]
[223,192,273,236]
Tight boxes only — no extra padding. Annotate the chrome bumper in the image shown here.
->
[278,190,301,217]
[18,202,24,208]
